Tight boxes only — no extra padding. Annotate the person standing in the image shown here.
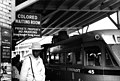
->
[12,55,21,81]
[20,42,45,81]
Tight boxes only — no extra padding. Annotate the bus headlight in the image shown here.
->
[95,34,100,40]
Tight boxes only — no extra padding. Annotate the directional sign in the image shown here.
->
[13,12,42,37]
[15,12,41,26]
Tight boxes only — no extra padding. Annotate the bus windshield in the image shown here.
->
[110,44,120,64]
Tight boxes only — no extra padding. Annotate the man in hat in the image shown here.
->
[20,42,45,81]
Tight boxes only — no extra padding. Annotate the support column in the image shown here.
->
[12,0,15,22]
[117,11,120,29]
[108,14,118,28]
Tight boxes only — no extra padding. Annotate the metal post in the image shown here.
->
[0,28,1,81]
[11,0,16,22]
[107,14,118,28]
[86,25,89,33]
[117,11,120,29]
[40,14,42,37]
[77,28,80,35]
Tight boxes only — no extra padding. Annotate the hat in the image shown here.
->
[31,42,43,50]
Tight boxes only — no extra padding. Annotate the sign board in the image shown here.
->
[13,12,41,37]
[1,28,11,63]
[13,26,41,37]
[15,12,41,26]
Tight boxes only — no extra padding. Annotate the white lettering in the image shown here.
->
[15,19,40,25]
[31,20,40,25]
[17,14,38,20]
[18,30,23,33]
[27,28,40,31]
[18,14,21,18]
[67,68,81,72]
[24,31,37,34]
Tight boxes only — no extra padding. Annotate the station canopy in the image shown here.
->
[16,0,120,36]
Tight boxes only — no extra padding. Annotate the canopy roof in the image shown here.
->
[16,0,120,36]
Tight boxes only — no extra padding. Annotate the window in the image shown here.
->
[84,46,102,66]
[66,52,75,64]
[59,53,65,64]
[49,53,60,64]
[76,51,82,64]
[66,51,83,65]
[49,53,66,64]
[105,48,118,66]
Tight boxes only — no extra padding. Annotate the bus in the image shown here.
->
[43,29,120,81]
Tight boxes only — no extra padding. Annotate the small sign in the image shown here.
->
[1,45,11,62]
[13,26,41,37]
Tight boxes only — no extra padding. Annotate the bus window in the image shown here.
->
[76,51,82,64]
[105,48,118,67]
[46,51,50,63]
[66,52,76,64]
[50,53,60,64]
[60,53,66,64]
[66,51,83,65]
[49,53,66,64]
[84,46,102,66]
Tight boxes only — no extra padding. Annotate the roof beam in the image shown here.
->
[110,1,120,10]
[42,10,59,21]
[48,0,119,35]
[41,27,78,29]
[46,11,81,33]
[100,0,117,10]
[15,0,39,12]
[30,3,118,12]
[78,0,94,9]
[67,0,81,9]
[43,0,52,13]
[49,11,96,35]
[47,12,89,35]
[75,12,99,26]
[77,12,107,27]
[55,0,67,9]
[47,0,100,35]
[42,11,69,35]
[68,13,107,34]
[89,0,105,10]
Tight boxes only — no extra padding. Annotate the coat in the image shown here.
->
[20,55,45,81]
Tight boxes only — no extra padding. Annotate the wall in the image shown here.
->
[0,0,14,80]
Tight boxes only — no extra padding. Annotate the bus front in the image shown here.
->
[102,33,120,81]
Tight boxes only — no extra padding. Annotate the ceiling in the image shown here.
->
[16,0,120,36]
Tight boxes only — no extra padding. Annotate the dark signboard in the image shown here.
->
[13,12,41,37]
[15,12,41,26]
[1,27,11,63]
